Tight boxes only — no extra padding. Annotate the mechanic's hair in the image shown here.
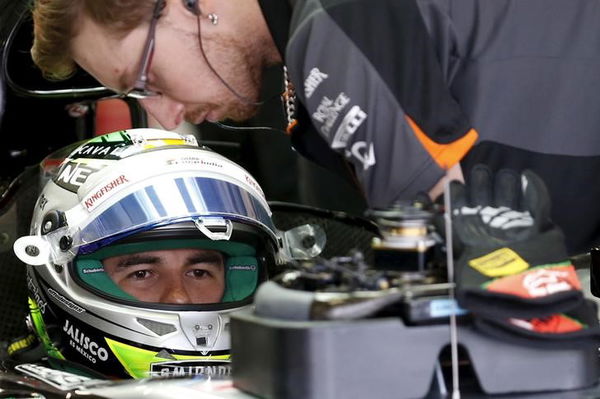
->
[31,0,156,80]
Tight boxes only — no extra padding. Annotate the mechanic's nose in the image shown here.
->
[138,97,184,130]
[160,279,192,304]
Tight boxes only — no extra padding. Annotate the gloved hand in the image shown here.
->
[450,165,583,319]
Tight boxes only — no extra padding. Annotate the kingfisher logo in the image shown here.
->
[83,175,129,211]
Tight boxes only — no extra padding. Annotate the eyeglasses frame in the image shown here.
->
[122,0,165,99]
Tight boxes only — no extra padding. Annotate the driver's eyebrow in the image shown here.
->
[116,254,161,268]
[187,253,224,267]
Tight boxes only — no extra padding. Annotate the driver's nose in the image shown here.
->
[159,277,193,304]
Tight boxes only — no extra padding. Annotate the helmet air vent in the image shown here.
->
[136,318,177,336]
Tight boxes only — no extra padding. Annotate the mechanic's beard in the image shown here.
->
[186,33,263,123]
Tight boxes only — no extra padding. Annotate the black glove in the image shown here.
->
[451,165,583,319]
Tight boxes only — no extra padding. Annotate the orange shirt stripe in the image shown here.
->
[406,115,478,169]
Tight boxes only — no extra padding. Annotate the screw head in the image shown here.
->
[25,245,39,257]
[42,220,53,233]
[59,236,73,251]
[301,235,316,248]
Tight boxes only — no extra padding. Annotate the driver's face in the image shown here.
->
[102,248,225,304]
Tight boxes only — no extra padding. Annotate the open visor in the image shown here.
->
[74,238,261,305]
[16,174,278,267]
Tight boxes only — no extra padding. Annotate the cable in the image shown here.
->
[194,16,293,135]
[444,178,461,399]
[195,15,263,106]
[210,121,286,134]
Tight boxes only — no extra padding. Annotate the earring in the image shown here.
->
[207,13,219,25]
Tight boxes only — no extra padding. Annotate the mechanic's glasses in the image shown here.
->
[123,0,165,99]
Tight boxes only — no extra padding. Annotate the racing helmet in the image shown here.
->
[14,128,282,378]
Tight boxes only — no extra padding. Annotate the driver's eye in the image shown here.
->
[132,270,150,279]
[192,269,209,278]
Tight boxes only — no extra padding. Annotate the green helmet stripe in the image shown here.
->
[29,298,65,360]
[105,337,230,378]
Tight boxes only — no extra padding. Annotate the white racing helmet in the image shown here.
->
[14,128,282,378]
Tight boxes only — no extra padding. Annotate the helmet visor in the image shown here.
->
[66,174,276,255]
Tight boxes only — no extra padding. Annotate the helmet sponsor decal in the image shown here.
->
[105,337,230,378]
[83,174,129,211]
[54,161,105,193]
[73,130,195,160]
[166,156,224,169]
[164,156,266,200]
[48,288,85,314]
[244,174,265,199]
[229,264,256,271]
[27,275,47,313]
[63,318,109,363]
[53,130,199,193]
[14,363,105,391]
[81,267,104,274]
[70,142,129,159]
[150,359,231,377]
[37,194,48,211]
[68,131,131,161]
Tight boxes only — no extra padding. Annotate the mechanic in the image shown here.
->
[9,128,280,380]
[30,0,600,255]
